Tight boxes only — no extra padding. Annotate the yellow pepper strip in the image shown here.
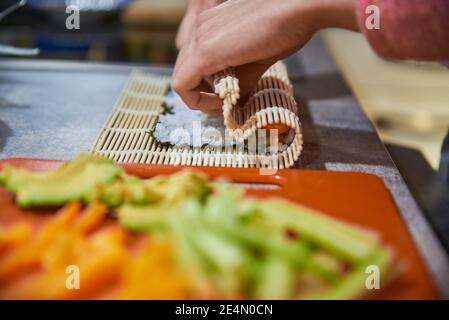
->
[115,236,196,300]
[0,223,32,251]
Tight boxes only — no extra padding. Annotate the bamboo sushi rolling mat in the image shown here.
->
[91,62,303,168]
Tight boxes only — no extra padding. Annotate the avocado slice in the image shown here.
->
[90,174,164,208]
[0,153,122,207]
[117,175,211,231]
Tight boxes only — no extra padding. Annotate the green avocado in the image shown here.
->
[90,175,162,208]
[117,171,212,230]
[89,170,211,208]
[0,153,122,207]
[118,204,170,232]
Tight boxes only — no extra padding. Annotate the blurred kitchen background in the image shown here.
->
[0,0,184,64]
[1,0,448,169]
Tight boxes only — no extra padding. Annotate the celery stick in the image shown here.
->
[204,183,245,221]
[205,220,310,266]
[183,219,249,296]
[261,200,379,262]
[255,256,296,300]
[169,215,215,275]
[302,248,392,300]
[264,200,379,245]
[305,251,345,282]
[192,227,247,272]
[118,204,170,232]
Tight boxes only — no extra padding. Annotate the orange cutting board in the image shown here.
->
[0,158,441,299]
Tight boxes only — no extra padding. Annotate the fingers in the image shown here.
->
[199,63,270,116]
[173,47,272,113]
[175,17,190,50]
[173,39,225,111]
[191,92,223,112]
[175,2,196,50]
[176,0,228,50]
[173,0,277,114]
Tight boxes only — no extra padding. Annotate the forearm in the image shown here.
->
[299,0,359,31]
[357,0,449,61]
[295,0,449,61]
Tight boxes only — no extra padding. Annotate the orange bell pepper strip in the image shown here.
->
[74,202,108,234]
[115,237,197,300]
[0,223,32,251]
[0,201,80,281]
[3,227,127,299]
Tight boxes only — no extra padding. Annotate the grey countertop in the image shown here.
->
[1,36,448,297]
[0,60,170,159]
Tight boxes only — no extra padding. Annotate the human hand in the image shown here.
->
[173,0,358,114]
[176,0,227,50]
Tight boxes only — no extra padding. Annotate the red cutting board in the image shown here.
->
[0,158,441,299]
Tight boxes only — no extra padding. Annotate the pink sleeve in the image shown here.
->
[357,0,449,61]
